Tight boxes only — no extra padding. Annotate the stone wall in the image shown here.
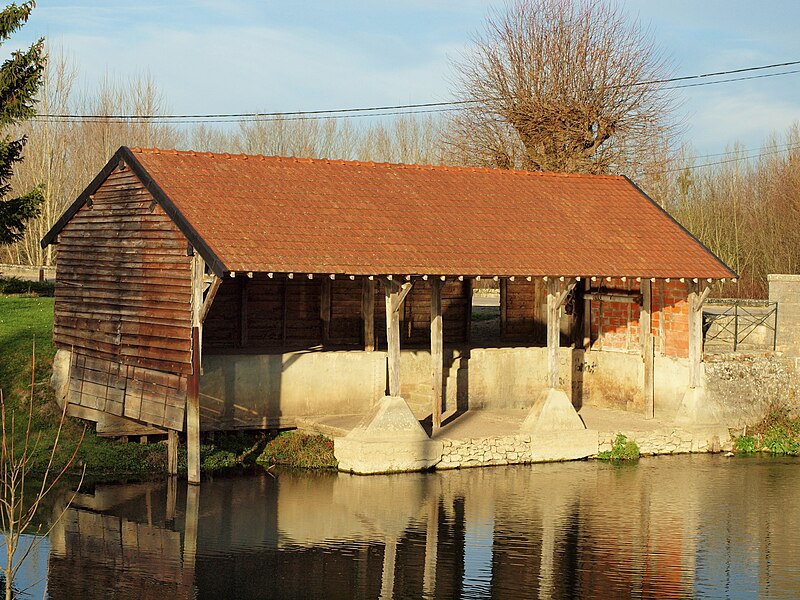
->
[437,425,732,470]
[769,274,800,356]
[705,353,800,425]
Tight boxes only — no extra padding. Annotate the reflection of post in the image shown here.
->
[539,503,556,600]
[423,498,439,598]
[166,476,177,524]
[181,484,200,599]
[380,538,397,600]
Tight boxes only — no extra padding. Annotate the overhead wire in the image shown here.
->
[28,59,800,124]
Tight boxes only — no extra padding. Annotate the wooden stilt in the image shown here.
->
[431,278,443,432]
[187,326,201,485]
[168,430,179,476]
[500,277,508,337]
[641,280,654,419]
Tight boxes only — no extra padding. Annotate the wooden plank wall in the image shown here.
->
[204,276,471,351]
[54,166,192,429]
[503,279,547,342]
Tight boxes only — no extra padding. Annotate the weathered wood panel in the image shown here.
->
[54,167,192,375]
[67,352,186,430]
[54,167,192,431]
[503,279,546,342]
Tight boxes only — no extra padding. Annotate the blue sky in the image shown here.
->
[12,1,800,155]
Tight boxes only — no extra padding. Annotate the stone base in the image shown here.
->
[520,388,586,433]
[334,396,443,474]
[674,387,721,426]
[530,429,598,461]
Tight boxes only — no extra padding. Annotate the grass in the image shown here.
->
[598,433,640,462]
[257,431,337,469]
[1,292,338,479]
[735,408,800,456]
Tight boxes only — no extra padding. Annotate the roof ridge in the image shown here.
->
[126,146,626,180]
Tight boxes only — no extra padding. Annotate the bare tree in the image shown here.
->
[449,0,677,173]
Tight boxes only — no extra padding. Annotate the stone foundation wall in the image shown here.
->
[706,353,800,425]
[437,426,731,470]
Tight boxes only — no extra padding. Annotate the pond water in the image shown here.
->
[12,454,800,599]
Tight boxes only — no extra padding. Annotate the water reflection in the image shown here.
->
[42,456,800,599]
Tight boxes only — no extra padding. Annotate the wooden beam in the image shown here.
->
[321,278,331,345]
[688,282,708,389]
[187,254,203,485]
[384,280,402,397]
[582,279,591,350]
[641,280,654,419]
[555,278,577,308]
[362,277,375,351]
[431,278,443,432]
[167,430,178,476]
[239,278,248,347]
[198,275,221,323]
[500,277,508,337]
[546,279,561,389]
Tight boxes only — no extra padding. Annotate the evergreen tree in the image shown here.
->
[0,1,44,245]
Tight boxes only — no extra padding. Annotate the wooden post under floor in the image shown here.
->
[431,278,443,432]
[167,430,179,476]
[187,326,201,485]
[362,278,375,351]
[641,280,654,419]
[187,252,204,486]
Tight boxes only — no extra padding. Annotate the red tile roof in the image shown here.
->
[48,146,738,279]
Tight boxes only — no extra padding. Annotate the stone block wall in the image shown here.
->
[769,274,800,356]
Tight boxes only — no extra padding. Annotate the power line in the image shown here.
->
[28,59,800,123]
[650,143,800,174]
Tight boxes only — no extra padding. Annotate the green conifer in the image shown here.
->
[0,1,44,245]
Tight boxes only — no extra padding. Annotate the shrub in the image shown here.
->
[598,434,640,462]
[735,434,758,454]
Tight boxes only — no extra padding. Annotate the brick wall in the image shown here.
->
[589,279,690,359]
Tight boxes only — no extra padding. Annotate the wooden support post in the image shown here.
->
[431,278,443,432]
[687,282,710,389]
[385,282,402,397]
[167,430,179,476]
[546,278,577,389]
[362,278,375,351]
[187,253,203,486]
[582,279,592,350]
[641,280,654,419]
[499,277,508,337]
[187,327,201,485]
[464,277,472,343]
[383,278,412,397]
[321,278,331,345]
[546,279,561,389]
[239,278,248,347]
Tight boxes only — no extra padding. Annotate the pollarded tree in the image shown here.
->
[449,0,677,174]
[0,1,44,245]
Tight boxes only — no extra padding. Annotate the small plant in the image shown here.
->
[762,425,800,456]
[598,434,640,462]
[735,434,759,454]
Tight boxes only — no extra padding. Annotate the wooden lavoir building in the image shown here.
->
[42,147,736,481]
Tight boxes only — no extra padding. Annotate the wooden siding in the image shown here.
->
[502,279,546,341]
[54,167,192,429]
[203,276,471,351]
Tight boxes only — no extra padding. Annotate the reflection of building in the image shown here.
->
[45,460,800,598]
